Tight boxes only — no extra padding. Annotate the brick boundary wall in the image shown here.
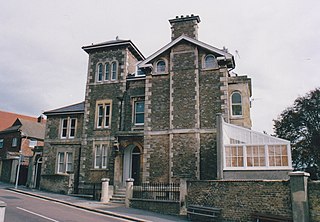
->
[186,180,292,221]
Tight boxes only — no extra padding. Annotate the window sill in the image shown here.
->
[152,72,168,76]
[202,67,220,71]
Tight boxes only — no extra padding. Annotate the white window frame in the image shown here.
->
[224,144,291,170]
[133,99,145,125]
[60,118,77,139]
[94,143,108,169]
[105,63,110,81]
[155,60,166,73]
[95,100,112,129]
[231,91,243,117]
[0,139,3,148]
[57,151,73,174]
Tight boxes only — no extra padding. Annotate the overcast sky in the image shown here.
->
[1,0,319,134]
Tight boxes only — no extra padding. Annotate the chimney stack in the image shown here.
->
[169,14,201,41]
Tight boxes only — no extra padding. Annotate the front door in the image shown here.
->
[131,147,140,185]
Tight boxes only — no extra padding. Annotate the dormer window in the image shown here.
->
[204,54,218,69]
[156,60,166,73]
[231,92,242,116]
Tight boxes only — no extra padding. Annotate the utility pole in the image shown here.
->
[15,151,22,189]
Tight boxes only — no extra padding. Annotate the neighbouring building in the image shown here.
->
[41,15,292,194]
[0,116,45,185]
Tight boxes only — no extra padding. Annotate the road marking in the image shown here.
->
[16,207,60,222]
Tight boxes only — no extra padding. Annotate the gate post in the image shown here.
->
[0,201,6,222]
[180,178,188,215]
[125,178,134,208]
[289,171,310,222]
[101,178,110,203]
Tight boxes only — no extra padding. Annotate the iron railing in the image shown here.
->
[133,182,180,201]
[77,182,101,200]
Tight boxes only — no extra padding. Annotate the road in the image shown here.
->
[0,189,133,222]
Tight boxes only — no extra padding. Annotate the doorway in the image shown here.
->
[123,145,141,186]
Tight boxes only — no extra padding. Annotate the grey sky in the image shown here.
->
[1,0,319,134]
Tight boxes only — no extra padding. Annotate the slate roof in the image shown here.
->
[44,102,85,116]
[0,118,45,140]
[82,39,145,61]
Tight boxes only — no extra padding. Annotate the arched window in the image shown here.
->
[204,55,218,69]
[156,60,166,73]
[97,63,103,82]
[231,92,242,116]
[105,63,110,80]
[111,62,117,80]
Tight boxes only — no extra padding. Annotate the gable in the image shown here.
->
[139,35,235,69]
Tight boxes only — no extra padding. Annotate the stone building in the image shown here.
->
[41,15,292,194]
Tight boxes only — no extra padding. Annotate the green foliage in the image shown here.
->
[274,88,320,176]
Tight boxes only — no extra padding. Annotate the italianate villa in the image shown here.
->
[40,15,292,194]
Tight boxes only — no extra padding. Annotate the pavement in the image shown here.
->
[0,182,188,222]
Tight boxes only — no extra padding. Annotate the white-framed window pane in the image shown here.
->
[97,63,103,81]
[135,101,144,124]
[111,62,117,80]
[97,105,103,128]
[0,139,3,148]
[95,145,101,168]
[246,145,266,167]
[225,145,244,167]
[57,152,65,173]
[61,119,68,138]
[268,145,288,167]
[105,63,110,80]
[66,152,73,172]
[12,138,17,147]
[205,55,217,68]
[69,118,76,138]
[231,92,242,116]
[156,60,166,72]
[104,104,110,128]
[102,145,107,168]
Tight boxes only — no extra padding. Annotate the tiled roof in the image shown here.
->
[0,118,45,140]
[0,110,38,131]
[44,102,85,115]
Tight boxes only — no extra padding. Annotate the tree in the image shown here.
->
[273,88,320,179]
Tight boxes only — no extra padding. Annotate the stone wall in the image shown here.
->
[130,199,180,216]
[186,180,292,221]
[41,174,72,194]
[308,181,320,222]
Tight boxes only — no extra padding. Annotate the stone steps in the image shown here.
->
[110,188,126,204]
